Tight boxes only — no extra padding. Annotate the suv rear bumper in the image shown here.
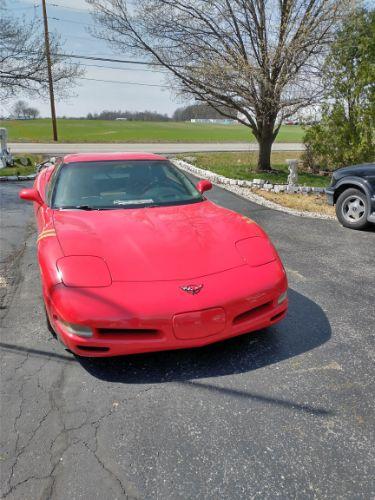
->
[325,188,334,205]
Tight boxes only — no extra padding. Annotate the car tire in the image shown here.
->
[336,188,369,230]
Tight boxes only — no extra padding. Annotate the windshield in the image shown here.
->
[52,160,203,209]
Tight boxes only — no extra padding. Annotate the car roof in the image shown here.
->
[63,152,167,164]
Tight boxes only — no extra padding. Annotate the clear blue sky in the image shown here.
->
[4,0,182,117]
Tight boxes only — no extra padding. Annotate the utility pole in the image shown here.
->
[41,0,58,141]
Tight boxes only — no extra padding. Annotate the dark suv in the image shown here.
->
[326,163,375,230]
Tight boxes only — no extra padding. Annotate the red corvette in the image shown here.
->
[19,153,288,357]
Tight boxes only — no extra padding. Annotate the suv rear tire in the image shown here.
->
[336,188,369,230]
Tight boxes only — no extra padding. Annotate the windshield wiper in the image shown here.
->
[60,205,95,210]
[143,203,160,208]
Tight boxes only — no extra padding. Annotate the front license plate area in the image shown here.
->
[173,307,226,340]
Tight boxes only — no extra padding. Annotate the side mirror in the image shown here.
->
[196,179,213,194]
[19,188,43,205]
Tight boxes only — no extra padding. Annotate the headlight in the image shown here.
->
[56,256,112,287]
[236,237,277,267]
[60,319,93,338]
[278,291,288,304]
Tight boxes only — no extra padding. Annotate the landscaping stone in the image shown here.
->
[172,158,334,221]
[18,175,35,181]
[252,178,265,187]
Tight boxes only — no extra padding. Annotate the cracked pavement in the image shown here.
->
[0,181,374,499]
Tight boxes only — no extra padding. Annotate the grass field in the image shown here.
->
[177,152,330,187]
[0,119,305,143]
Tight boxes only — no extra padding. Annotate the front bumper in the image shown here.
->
[47,262,288,357]
[325,188,334,205]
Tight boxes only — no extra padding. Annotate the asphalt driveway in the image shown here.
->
[1,181,374,499]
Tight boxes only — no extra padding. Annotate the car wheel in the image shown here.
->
[336,188,369,230]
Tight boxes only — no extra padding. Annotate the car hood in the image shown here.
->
[332,163,375,180]
[52,200,265,281]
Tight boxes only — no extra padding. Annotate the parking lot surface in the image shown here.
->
[1,181,374,499]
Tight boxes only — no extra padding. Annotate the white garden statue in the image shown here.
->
[286,159,299,186]
[0,128,13,169]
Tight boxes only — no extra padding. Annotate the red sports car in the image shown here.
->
[19,153,288,357]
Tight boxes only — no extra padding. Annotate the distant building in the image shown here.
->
[190,118,237,124]
[115,117,128,121]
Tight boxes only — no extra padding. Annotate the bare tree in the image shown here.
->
[11,101,40,119]
[0,4,82,101]
[87,0,350,170]
[12,100,28,119]
[25,107,40,120]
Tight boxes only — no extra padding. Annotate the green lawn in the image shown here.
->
[0,119,305,143]
[0,155,43,176]
[177,152,330,187]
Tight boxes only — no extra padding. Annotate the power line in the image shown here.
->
[48,2,89,13]
[78,62,168,74]
[17,0,90,14]
[44,17,169,63]
[53,52,179,67]
[9,4,39,10]
[49,16,95,28]
[79,77,169,88]
[57,33,99,43]
[26,50,176,67]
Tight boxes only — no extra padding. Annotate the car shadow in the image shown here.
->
[78,288,331,384]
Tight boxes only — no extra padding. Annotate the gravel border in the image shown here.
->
[0,174,36,182]
[172,159,335,220]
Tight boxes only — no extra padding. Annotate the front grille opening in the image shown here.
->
[77,346,110,352]
[270,311,286,322]
[233,301,273,325]
[98,328,159,336]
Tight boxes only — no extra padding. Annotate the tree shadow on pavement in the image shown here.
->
[78,288,331,384]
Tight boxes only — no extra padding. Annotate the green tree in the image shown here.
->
[303,9,375,170]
